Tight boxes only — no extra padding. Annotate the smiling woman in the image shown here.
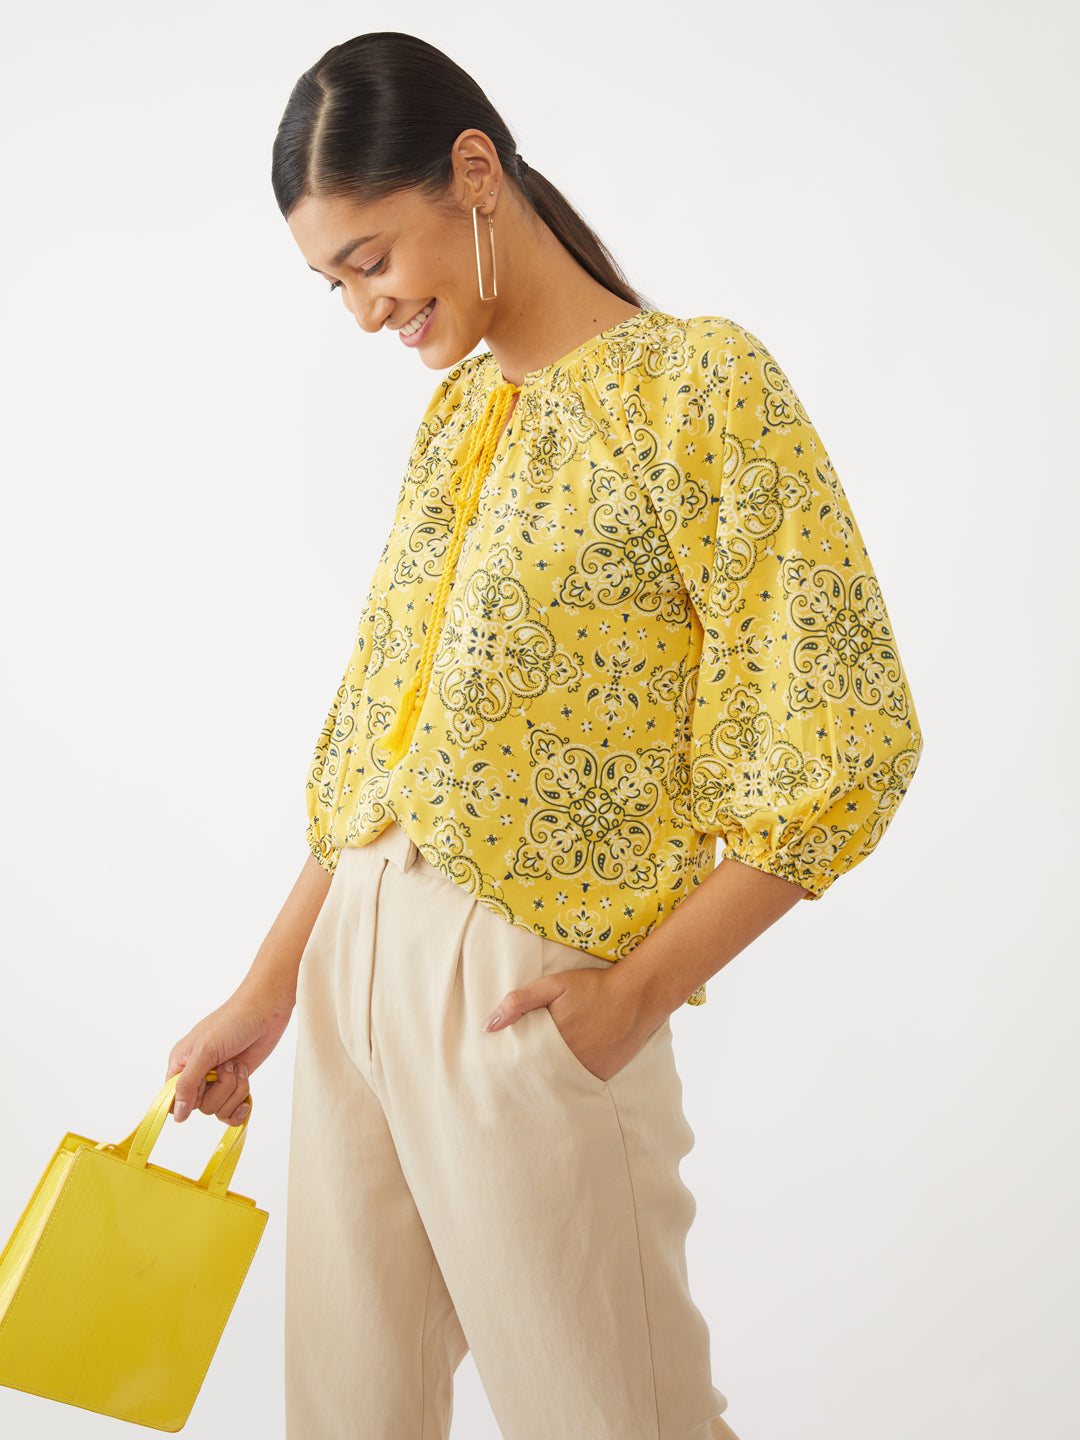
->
[271,31,641,383]
[165,27,922,1440]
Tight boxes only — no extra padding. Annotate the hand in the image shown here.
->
[166,980,294,1125]
[481,965,660,1083]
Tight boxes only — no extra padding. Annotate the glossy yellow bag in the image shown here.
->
[0,1070,268,1431]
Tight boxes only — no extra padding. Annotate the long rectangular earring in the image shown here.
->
[473,204,498,301]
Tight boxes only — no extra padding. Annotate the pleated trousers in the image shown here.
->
[285,821,729,1439]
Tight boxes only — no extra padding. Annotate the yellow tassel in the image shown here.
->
[380,678,420,767]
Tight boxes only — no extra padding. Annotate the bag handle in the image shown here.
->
[116,1070,253,1197]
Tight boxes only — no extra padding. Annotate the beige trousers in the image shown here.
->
[285,822,729,1439]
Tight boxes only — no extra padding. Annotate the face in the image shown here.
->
[287,187,491,370]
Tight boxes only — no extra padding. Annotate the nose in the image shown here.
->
[346,286,394,334]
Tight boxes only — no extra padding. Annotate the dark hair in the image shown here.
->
[271,32,641,307]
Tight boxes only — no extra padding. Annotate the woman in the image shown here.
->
[167,31,923,1440]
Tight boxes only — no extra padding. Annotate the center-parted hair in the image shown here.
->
[271,32,641,307]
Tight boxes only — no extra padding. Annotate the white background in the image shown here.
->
[1,1,1076,1437]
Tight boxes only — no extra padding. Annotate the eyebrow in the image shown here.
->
[307,234,381,274]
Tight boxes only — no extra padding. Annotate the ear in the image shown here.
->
[448,129,503,213]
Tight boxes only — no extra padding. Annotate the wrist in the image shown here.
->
[608,952,674,1038]
[241,947,300,1015]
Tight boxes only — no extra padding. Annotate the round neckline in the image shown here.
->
[491,308,664,388]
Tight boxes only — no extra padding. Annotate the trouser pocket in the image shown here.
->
[532,933,621,1091]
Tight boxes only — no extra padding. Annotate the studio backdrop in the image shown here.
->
[1,2,1076,1438]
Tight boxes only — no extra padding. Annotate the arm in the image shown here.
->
[241,853,334,1008]
[488,319,921,1079]
[611,855,809,1028]
[166,853,333,1123]
[482,856,808,1082]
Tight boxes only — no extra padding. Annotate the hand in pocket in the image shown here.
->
[481,965,656,1083]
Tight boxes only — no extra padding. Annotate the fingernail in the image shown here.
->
[234,1105,250,1124]
[482,1010,502,1031]
[174,1101,189,1123]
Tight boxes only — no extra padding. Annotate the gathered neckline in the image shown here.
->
[482,308,670,389]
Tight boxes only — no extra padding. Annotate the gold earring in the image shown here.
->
[472,204,497,301]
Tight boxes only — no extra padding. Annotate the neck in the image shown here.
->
[481,191,641,385]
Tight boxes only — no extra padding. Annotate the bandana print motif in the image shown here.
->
[306,313,923,1004]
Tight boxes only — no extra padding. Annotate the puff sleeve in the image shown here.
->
[635,318,923,897]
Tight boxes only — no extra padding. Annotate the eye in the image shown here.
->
[363,255,388,278]
[328,280,342,294]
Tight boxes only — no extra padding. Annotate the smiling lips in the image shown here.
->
[399,301,435,343]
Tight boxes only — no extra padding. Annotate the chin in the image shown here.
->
[421,339,482,372]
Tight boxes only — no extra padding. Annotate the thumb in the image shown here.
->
[171,1050,218,1123]
[482,977,561,1032]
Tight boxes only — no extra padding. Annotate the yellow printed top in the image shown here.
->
[305,311,923,997]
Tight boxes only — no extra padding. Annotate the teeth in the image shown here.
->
[401,301,434,336]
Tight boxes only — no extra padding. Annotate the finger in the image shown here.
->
[221,1082,252,1128]
[173,1052,217,1122]
[482,978,561,1031]
[211,1064,251,1123]
[212,1058,250,1125]
[200,1062,246,1118]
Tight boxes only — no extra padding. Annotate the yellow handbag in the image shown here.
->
[0,1070,268,1432]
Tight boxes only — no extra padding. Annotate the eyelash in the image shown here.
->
[328,256,387,294]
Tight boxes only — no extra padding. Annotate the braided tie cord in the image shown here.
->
[380,381,519,767]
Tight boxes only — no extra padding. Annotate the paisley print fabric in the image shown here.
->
[305,312,923,1002]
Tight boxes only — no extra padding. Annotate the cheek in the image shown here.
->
[422,241,471,303]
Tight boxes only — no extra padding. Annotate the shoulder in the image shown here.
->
[619,312,814,438]
[611,313,757,433]
[616,311,778,391]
